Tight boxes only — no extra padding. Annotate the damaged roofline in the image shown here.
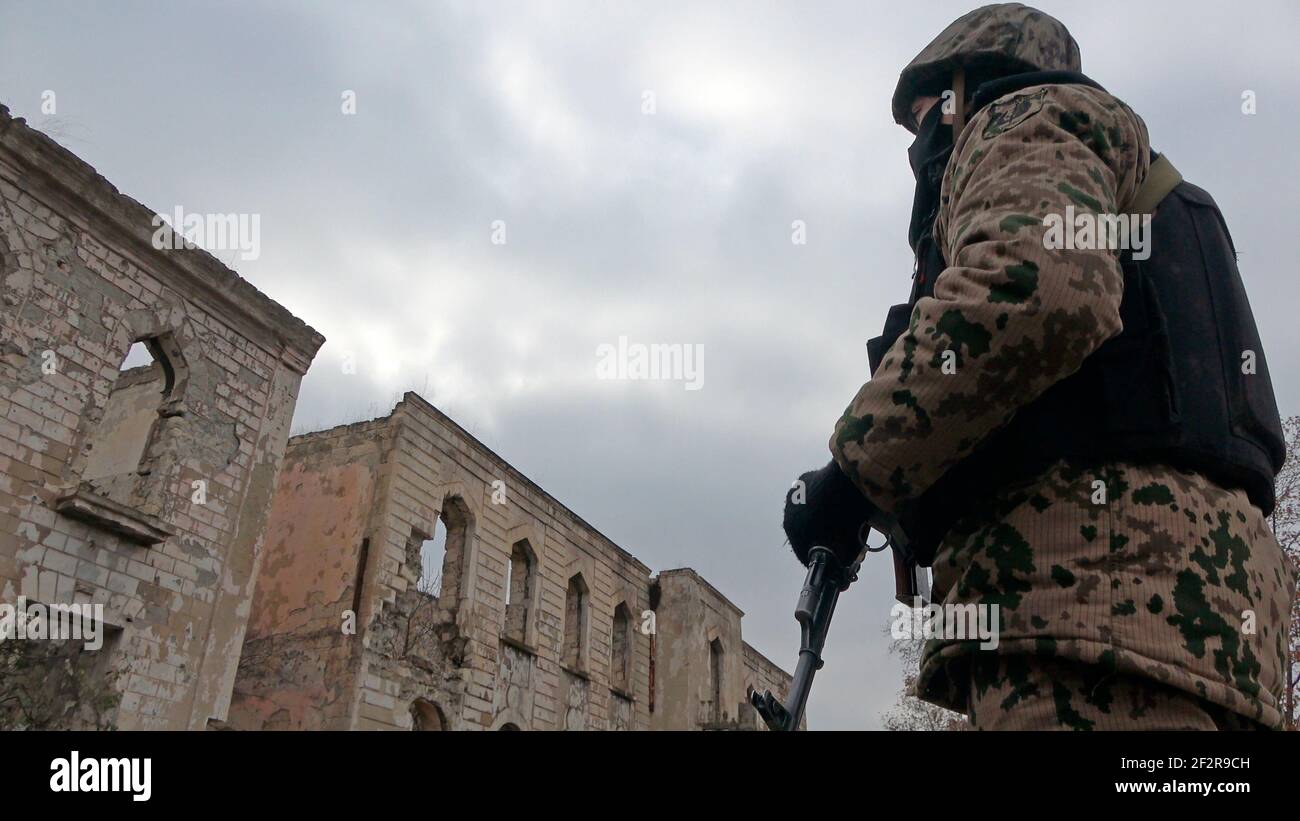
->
[0,103,325,374]
[654,567,745,618]
[396,391,654,577]
[284,391,655,578]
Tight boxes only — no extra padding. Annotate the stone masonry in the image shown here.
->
[0,106,791,731]
[0,105,324,729]
[229,393,795,730]
[650,568,801,730]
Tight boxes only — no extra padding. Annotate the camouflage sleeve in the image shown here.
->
[830,84,1150,510]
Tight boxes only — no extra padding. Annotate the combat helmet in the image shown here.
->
[892,3,1080,132]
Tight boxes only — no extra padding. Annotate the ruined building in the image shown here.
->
[0,105,324,729]
[229,393,796,730]
[0,106,792,731]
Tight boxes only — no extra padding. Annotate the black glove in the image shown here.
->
[783,460,877,567]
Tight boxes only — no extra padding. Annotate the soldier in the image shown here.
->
[783,3,1296,729]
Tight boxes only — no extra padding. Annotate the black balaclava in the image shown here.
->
[906,102,954,253]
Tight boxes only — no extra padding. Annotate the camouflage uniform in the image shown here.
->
[832,4,1296,729]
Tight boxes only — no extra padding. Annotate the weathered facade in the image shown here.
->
[0,105,790,732]
[230,393,794,730]
[650,568,800,730]
[0,105,323,729]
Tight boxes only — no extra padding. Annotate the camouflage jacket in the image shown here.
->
[831,83,1296,726]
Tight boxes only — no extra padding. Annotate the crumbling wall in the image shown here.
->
[233,392,795,731]
[227,420,387,729]
[0,105,322,729]
[353,393,655,731]
[238,393,657,730]
[650,568,769,730]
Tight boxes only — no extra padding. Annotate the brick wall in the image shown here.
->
[0,105,322,729]
[0,104,791,732]
[232,392,658,730]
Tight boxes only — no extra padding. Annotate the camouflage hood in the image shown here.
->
[892,3,1081,131]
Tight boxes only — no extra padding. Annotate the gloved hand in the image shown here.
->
[783,460,877,568]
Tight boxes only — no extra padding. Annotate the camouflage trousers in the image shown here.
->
[966,654,1269,730]
[917,460,1295,729]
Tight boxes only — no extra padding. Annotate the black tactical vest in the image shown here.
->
[868,72,1286,567]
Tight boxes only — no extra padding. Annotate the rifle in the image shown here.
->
[748,512,930,731]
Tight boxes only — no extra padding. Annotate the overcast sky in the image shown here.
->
[4,0,1298,729]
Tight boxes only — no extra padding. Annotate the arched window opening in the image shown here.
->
[83,337,176,484]
[410,699,446,731]
[708,638,724,724]
[611,603,633,692]
[562,573,589,671]
[436,498,470,609]
[412,497,471,613]
[503,540,535,645]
